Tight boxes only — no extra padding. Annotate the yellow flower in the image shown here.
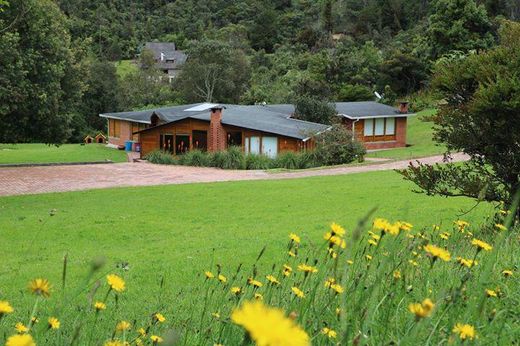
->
[485,289,497,297]
[502,269,513,277]
[398,221,413,231]
[347,260,354,265]
[291,287,305,298]
[153,313,166,323]
[266,275,280,285]
[330,222,345,237]
[115,320,131,332]
[365,254,373,261]
[283,265,292,277]
[0,300,14,316]
[212,312,220,319]
[204,271,215,279]
[297,264,318,274]
[94,301,106,311]
[440,232,450,240]
[150,335,163,343]
[330,284,344,294]
[327,248,338,259]
[408,259,418,266]
[321,327,337,339]
[393,270,401,280]
[335,308,341,316]
[138,328,147,336]
[106,274,125,292]
[248,278,263,288]
[218,274,227,283]
[454,220,469,232]
[324,277,336,288]
[289,233,301,244]
[231,300,309,346]
[5,334,36,346]
[471,238,492,251]
[495,223,507,231]
[456,257,477,268]
[48,317,60,330]
[15,322,28,334]
[104,340,125,346]
[368,238,378,246]
[373,218,399,236]
[255,293,263,300]
[323,233,346,248]
[231,287,242,295]
[424,244,451,262]
[288,250,296,257]
[408,298,434,319]
[452,323,476,340]
[28,278,51,298]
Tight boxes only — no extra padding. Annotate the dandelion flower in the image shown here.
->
[212,312,220,319]
[327,248,338,259]
[30,317,38,324]
[408,260,418,266]
[452,323,476,340]
[456,257,477,268]
[94,301,106,311]
[495,223,507,232]
[321,327,337,339]
[454,220,469,232]
[104,340,125,346]
[408,298,434,319]
[150,335,163,344]
[502,269,513,277]
[288,250,296,257]
[115,320,131,332]
[365,254,373,261]
[153,313,166,323]
[204,271,215,279]
[330,223,345,237]
[335,308,341,316]
[0,300,14,316]
[138,328,147,336]
[393,270,401,280]
[266,275,280,285]
[347,260,354,265]
[373,218,399,236]
[231,287,242,296]
[231,300,309,346]
[323,233,346,248]
[106,274,125,292]
[292,287,305,298]
[297,264,318,274]
[15,322,28,334]
[217,274,227,283]
[398,221,413,231]
[424,244,451,262]
[330,284,344,294]
[29,278,51,298]
[324,278,336,288]
[485,289,497,298]
[248,278,263,288]
[471,238,492,251]
[289,233,301,244]
[440,232,450,240]
[368,238,378,246]
[5,334,36,346]
[255,293,263,300]
[283,265,292,277]
[48,317,60,330]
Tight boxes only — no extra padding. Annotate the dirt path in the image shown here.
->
[0,153,468,196]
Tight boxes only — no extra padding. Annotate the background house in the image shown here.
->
[142,42,187,82]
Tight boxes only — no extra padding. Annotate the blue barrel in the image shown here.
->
[124,140,133,151]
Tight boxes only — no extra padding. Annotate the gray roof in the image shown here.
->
[143,42,187,70]
[100,101,412,140]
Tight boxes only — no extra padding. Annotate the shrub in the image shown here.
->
[313,124,366,166]
[145,150,178,165]
[273,151,300,169]
[245,153,272,170]
[296,150,317,169]
[210,146,246,170]
[179,150,210,167]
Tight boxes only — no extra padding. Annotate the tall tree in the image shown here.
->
[0,0,84,143]
[399,21,520,209]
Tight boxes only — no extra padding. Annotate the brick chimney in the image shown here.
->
[398,101,409,114]
[208,106,227,152]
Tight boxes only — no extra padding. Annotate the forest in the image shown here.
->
[0,0,519,143]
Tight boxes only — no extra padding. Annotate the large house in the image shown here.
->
[99,102,414,158]
[142,42,187,82]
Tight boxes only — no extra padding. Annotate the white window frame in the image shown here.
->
[364,119,374,136]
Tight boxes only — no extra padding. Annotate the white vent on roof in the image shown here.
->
[184,103,220,112]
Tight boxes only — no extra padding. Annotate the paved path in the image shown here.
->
[0,153,468,196]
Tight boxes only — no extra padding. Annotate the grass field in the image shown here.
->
[115,59,138,78]
[367,109,446,160]
[0,143,127,164]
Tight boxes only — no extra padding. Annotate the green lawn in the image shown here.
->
[367,109,446,160]
[0,171,490,311]
[114,59,138,78]
[0,143,127,164]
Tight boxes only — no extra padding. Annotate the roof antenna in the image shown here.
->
[374,91,383,101]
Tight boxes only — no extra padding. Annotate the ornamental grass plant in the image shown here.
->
[0,205,518,345]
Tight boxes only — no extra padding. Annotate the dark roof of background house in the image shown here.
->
[100,101,412,140]
[143,42,187,70]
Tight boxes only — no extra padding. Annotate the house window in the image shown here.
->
[227,132,242,147]
[109,119,120,138]
[160,134,174,154]
[363,118,397,141]
[192,130,207,151]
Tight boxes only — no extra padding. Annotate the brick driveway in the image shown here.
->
[0,153,468,196]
